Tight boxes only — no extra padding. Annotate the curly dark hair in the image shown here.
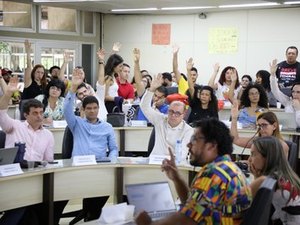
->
[198,85,218,112]
[240,84,268,108]
[218,66,240,89]
[194,118,233,155]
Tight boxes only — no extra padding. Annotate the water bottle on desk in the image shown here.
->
[175,140,182,165]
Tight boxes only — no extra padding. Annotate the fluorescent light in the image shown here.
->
[111,8,158,12]
[34,0,107,2]
[161,6,216,11]
[1,11,28,14]
[284,1,300,4]
[219,2,280,8]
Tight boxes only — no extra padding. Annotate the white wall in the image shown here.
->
[103,8,300,85]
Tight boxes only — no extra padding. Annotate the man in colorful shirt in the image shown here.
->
[136,118,252,225]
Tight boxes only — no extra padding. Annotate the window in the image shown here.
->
[83,11,95,36]
[0,1,34,31]
[40,5,79,34]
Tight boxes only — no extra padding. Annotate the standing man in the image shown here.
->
[136,118,252,225]
[276,46,300,95]
[140,74,193,158]
[116,63,135,103]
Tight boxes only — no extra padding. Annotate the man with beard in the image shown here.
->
[135,118,252,225]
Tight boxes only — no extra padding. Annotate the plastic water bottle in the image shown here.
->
[14,106,20,120]
[175,140,182,165]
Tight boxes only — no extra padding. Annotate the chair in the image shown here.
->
[285,140,298,172]
[147,127,155,156]
[0,130,6,148]
[58,126,109,225]
[241,176,277,225]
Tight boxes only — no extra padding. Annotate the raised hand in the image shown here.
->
[133,48,140,63]
[112,42,122,52]
[213,63,220,74]
[186,57,194,71]
[172,43,180,54]
[230,68,238,82]
[63,52,72,63]
[97,48,105,62]
[24,40,31,52]
[71,68,84,88]
[149,73,163,92]
[269,59,278,76]
[6,76,19,94]
[161,147,179,181]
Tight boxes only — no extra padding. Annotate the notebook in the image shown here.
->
[0,147,18,165]
[273,111,297,130]
[126,182,177,220]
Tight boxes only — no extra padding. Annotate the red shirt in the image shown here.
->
[116,79,135,99]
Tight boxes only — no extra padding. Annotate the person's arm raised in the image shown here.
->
[161,147,189,204]
[0,76,19,110]
[59,52,72,82]
[97,48,105,85]
[228,68,238,104]
[24,40,32,88]
[208,63,220,90]
[172,44,182,84]
[133,48,145,97]
[186,57,195,99]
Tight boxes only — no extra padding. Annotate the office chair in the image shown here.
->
[57,126,109,225]
[0,130,6,148]
[285,140,298,172]
[147,127,155,156]
[241,176,277,225]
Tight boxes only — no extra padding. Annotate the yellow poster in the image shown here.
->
[208,27,238,54]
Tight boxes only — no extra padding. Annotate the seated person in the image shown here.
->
[136,118,252,225]
[237,84,269,129]
[0,75,54,225]
[35,79,65,125]
[116,63,135,103]
[140,74,193,159]
[249,136,300,224]
[61,67,119,221]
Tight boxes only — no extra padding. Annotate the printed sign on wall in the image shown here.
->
[152,24,171,45]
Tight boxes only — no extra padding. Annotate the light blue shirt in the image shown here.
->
[64,92,118,160]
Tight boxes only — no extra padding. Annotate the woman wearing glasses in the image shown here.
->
[270,59,300,127]
[35,79,65,125]
[249,136,300,224]
[231,102,289,157]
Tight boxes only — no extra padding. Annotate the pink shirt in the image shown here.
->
[0,109,54,161]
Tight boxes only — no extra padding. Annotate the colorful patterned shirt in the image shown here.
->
[180,154,252,225]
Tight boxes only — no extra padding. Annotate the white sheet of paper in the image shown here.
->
[72,155,97,166]
[149,154,170,165]
[0,163,23,177]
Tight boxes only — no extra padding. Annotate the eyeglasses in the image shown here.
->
[168,109,184,117]
[190,135,205,142]
[257,123,270,130]
[154,93,165,100]
[292,90,300,94]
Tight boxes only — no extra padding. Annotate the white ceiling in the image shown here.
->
[24,0,300,14]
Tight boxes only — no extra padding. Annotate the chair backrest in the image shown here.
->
[241,176,277,225]
[61,126,73,159]
[285,140,298,172]
[147,127,155,156]
[0,130,6,148]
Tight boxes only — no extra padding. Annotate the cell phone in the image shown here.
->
[48,161,59,164]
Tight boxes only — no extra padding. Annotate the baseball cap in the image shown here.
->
[1,68,12,75]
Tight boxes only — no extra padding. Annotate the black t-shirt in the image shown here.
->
[22,80,44,100]
[276,60,300,88]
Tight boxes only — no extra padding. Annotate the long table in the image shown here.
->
[0,161,195,225]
